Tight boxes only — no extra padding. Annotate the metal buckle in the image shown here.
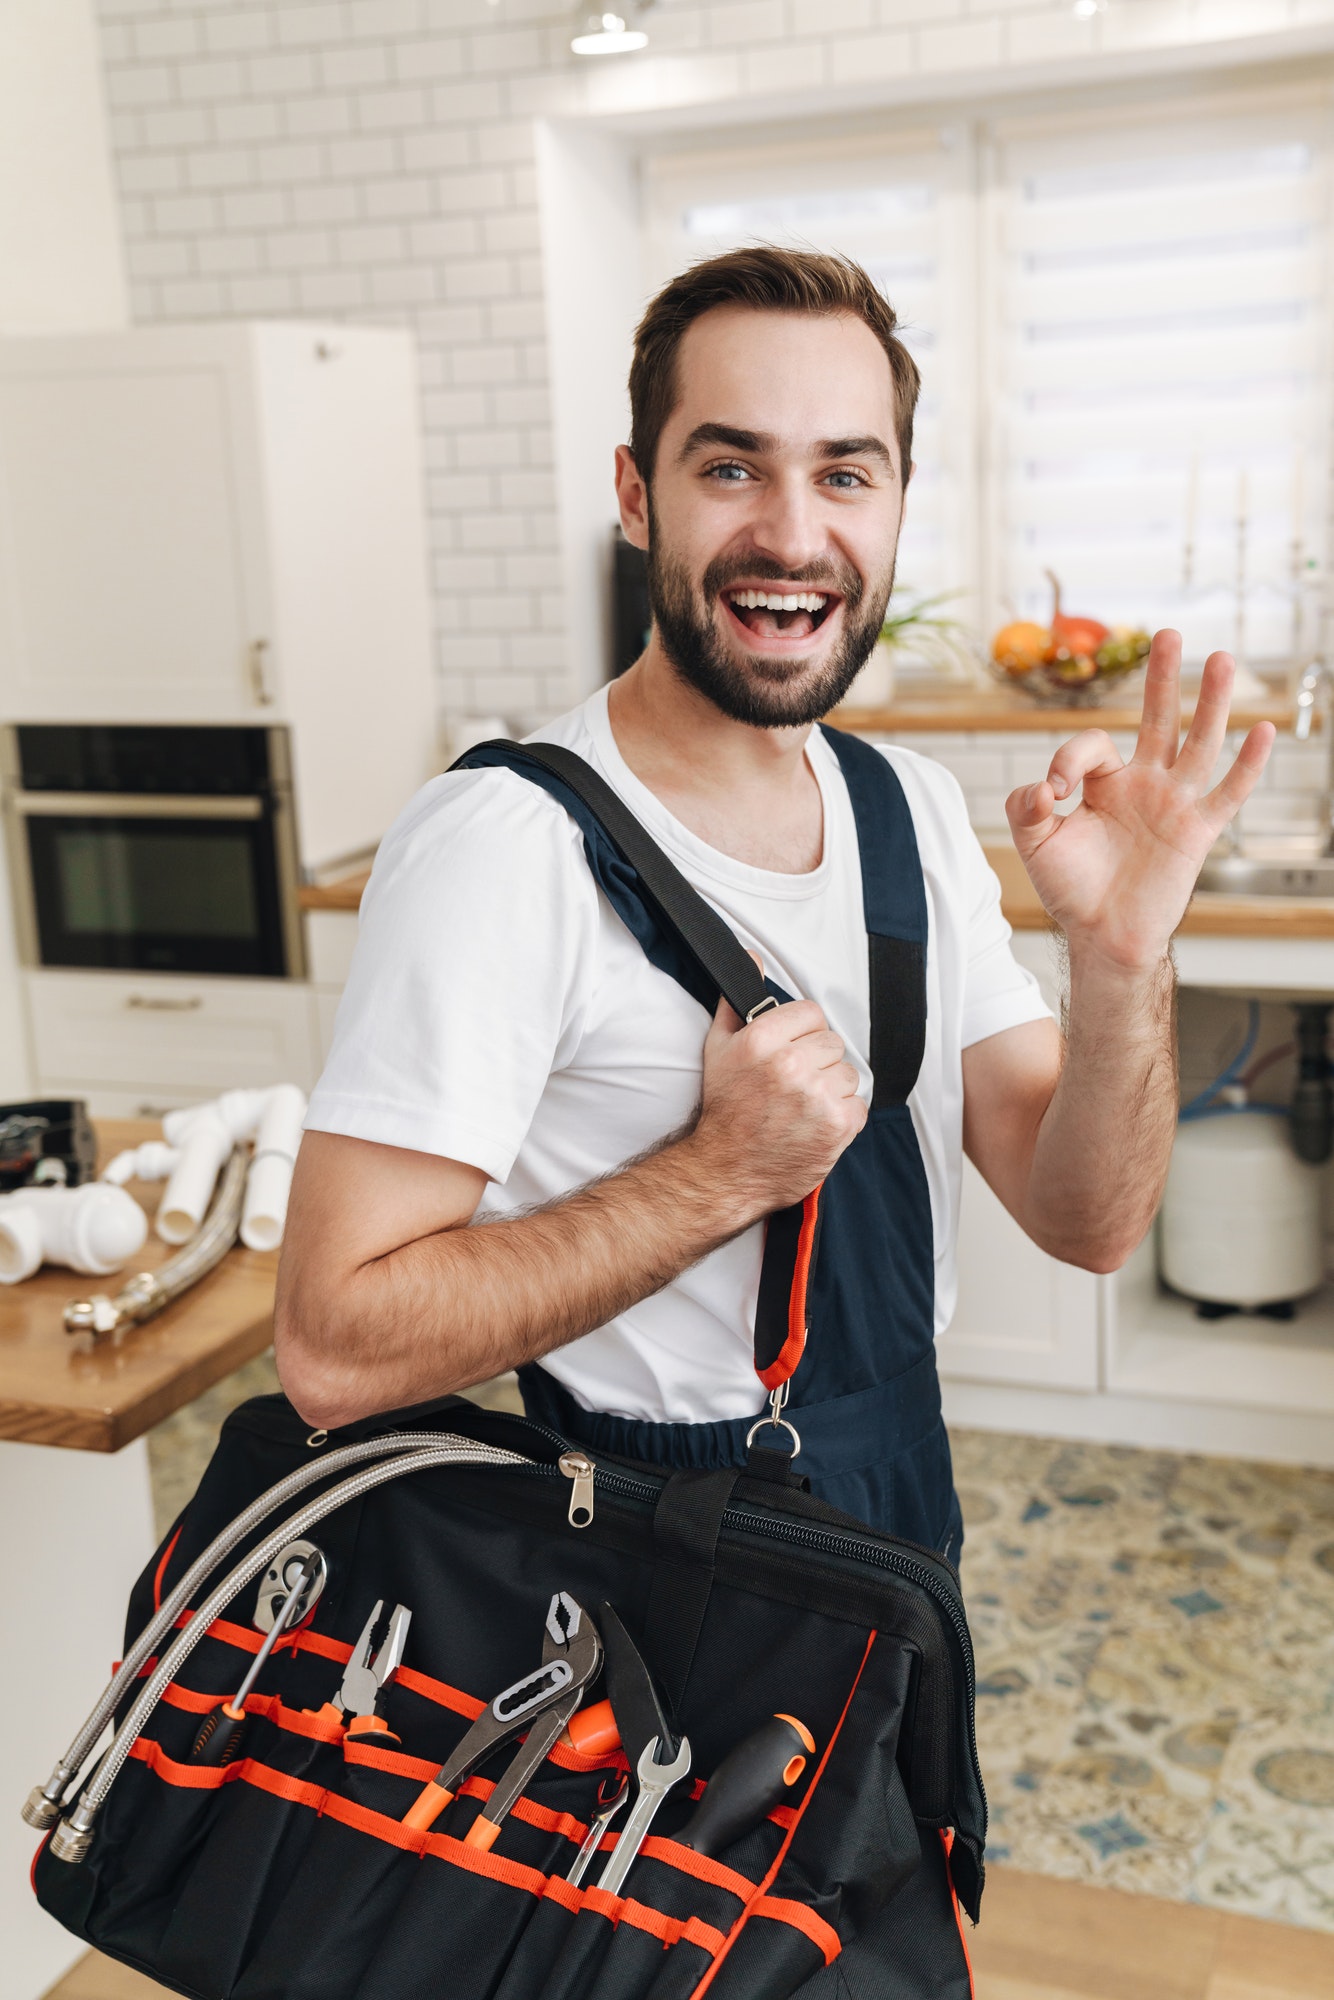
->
[745,1378,802,1455]
[744,994,780,1024]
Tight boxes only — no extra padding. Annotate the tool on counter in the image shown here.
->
[190,1550,320,1766]
[675,1714,815,1856]
[313,1598,412,1743]
[402,1593,601,1841]
[64,1146,248,1342]
[596,1733,692,1897]
[565,1772,630,1888]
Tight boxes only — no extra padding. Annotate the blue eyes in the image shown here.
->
[705,461,868,489]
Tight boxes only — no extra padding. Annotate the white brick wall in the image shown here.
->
[92,0,1334,728]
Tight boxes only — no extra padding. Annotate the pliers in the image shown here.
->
[314,1598,412,1744]
[402,1593,602,1848]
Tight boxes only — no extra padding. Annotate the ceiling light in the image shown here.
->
[571,6,649,55]
[1072,0,1106,15]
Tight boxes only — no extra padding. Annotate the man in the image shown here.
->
[276,248,1271,1561]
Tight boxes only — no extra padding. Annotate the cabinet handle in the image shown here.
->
[248,637,274,707]
[125,994,203,1012]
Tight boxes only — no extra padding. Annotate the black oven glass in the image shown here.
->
[26,813,286,976]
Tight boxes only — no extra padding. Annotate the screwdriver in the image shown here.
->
[674,1714,815,1857]
[191,1553,318,1766]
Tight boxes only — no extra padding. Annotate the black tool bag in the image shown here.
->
[27,745,985,1996]
[30,1395,983,1999]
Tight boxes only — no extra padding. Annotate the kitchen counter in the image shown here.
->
[0,1120,277,1451]
[830,687,1297,733]
[302,847,1334,941]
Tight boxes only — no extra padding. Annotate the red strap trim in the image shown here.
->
[685,1630,875,1997]
[152,1527,183,1613]
[940,1830,976,1998]
[756,1186,821,1393]
[580,1887,726,1956]
[750,1895,841,1967]
[30,1830,50,1897]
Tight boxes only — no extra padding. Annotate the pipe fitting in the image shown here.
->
[156,1106,232,1245]
[0,1183,148,1284]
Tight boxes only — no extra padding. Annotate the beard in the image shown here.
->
[644,518,896,729]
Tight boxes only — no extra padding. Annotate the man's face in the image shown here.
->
[620,306,908,728]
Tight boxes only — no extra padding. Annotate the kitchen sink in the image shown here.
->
[1196,853,1334,897]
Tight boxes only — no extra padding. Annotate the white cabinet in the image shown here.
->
[937,1158,1100,1389]
[23,967,319,1111]
[0,323,438,874]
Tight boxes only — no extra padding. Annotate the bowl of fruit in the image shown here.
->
[989,571,1151,705]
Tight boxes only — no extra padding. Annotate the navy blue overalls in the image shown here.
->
[458,727,961,1565]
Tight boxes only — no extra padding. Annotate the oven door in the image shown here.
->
[14,794,294,977]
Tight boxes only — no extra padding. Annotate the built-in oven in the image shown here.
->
[1,725,305,979]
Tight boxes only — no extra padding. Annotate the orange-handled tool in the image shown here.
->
[674,1714,815,1857]
[191,1553,318,1766]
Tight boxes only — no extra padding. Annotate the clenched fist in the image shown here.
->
[684,992,867,1223]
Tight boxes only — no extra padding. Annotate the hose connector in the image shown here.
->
[22,1784,63,1830]
[49,1799,97,1863]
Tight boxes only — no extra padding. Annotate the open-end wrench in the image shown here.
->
[596,1733,692,1897]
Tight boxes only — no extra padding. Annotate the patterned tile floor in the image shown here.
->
[146,1369,1334,1934]
[954,1428,1334,1933]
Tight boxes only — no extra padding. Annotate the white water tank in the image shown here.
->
[1159,1112,1325,1308]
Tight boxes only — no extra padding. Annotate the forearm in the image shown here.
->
[1022,944,1177,1270]
[275,1128,756,1429]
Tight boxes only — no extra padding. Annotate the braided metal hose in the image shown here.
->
[49,1438,528,1860]
[64,1146,249,1340]
[22,1429,463,1831]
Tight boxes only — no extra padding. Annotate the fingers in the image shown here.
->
[1045,728,1123,799]
[1134,629,1184,766]
[1005,779,1061,850]
[1200,720,1276,829]
[1174,650,1236,788]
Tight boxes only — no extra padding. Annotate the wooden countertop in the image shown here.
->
[831,688,1297,733]
[983,844,1334,939]
[0,1122,277,1453]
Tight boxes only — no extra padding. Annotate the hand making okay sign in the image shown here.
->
[1006,629,1276,972]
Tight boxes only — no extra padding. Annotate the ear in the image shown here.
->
[615,444,650,551]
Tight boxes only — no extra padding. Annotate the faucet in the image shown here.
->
[1295,658,1334,855]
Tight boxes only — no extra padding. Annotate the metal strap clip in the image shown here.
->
[745,994,780,1024]
[745,1377,802,1455]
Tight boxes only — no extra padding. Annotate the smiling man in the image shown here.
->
[276,249,1272,1561]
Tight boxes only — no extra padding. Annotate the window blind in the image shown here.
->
[988,91,1333,669]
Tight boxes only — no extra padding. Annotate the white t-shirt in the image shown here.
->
[305,686,1051,1424]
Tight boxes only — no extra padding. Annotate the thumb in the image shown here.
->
[1005,780,1059,853]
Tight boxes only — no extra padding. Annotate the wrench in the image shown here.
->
[596,1733,692,1897]
[566,1772,630,1888]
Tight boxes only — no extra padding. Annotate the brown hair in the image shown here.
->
[628,245,921,485]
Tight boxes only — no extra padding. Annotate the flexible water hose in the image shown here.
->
[22,1429,465,1828]
[47,1438,529,1859]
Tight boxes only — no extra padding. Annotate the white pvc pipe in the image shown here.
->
[101,1141,179,1188]
[0,1185,148,1283]
[240,1084,307,1252]
[156,1105,232,1246]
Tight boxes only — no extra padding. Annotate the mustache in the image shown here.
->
[700,553,863,605]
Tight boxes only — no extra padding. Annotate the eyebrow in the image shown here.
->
[677,421,896,472]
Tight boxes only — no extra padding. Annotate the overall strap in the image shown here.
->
[456,740,774,1024]
[820,726,929,1110]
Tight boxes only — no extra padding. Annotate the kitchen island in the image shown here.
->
[2,1122,278,2000]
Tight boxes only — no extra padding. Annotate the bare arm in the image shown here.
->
[961,633,1271,1273]
[275,995,866,1429]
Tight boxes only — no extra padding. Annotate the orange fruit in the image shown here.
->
[992,621,1051,675]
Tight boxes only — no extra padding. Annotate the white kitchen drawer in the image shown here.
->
[304,910,359,988]
[24,971,319,1096]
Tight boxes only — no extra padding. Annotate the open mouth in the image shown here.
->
[723,588,839,644]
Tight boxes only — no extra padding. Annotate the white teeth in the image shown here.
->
[728,590,829,612]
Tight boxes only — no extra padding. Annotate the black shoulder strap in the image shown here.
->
[456,739,774,1025]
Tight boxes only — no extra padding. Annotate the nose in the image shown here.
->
[746,469,827,576]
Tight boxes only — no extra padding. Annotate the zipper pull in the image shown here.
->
[558,1450,595,1529]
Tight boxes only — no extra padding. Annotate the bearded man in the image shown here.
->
[275,248,1271,1563]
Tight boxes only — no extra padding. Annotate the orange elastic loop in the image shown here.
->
[756,1186,821,1393]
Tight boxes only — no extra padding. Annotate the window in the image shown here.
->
[642,82,1334,674]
